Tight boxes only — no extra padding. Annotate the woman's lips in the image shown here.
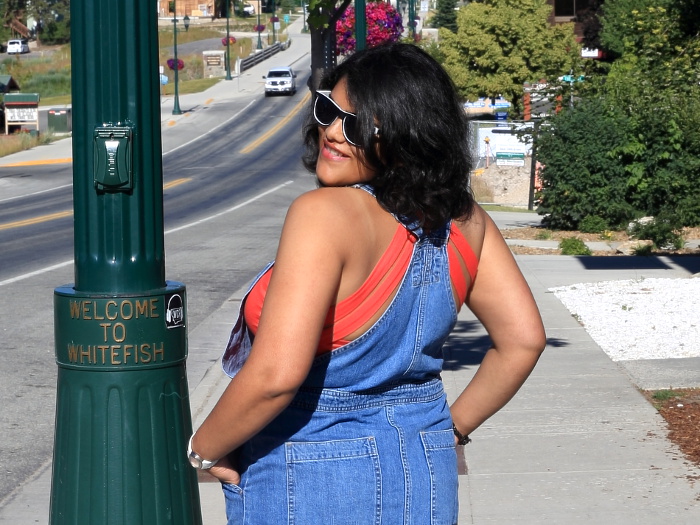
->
[321,140,348,159]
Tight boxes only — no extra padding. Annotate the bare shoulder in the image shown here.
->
[452,205,490,258]
[282,187,377,247]
[290,186,369,213]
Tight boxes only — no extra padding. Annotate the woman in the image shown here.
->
[189,43,546,524]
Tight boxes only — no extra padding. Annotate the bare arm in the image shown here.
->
[450,209,546,437]
[192,190,353,474]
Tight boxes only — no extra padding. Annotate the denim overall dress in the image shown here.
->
[220,186,461,524]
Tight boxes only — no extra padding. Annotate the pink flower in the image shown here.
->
[167,58,185,70]
[335,1,403,55]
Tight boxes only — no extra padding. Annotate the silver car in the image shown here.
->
[263,67,297,96]
[7,39,29,54]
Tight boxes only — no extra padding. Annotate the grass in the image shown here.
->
[647,389,685,409]
[0,130,59,156]
[480,204,536,213]
[40,95,71,107]
[161,77,222,96]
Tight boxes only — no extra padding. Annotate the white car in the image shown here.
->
[263,67,297,96]
[243,3,255,15]
[7,39,29,54]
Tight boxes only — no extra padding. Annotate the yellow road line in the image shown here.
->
[0,158,72,167]
[240,92,311,155]
[0,210,73,230]
[0,178,191,230]
[164,177,191,189]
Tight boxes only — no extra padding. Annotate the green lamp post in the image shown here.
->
[271,0,276,44]
[356,0,366,51]
[50,0,201,522]
[256,11,264,49]
[225,1,233,80]
[172,0,188,115]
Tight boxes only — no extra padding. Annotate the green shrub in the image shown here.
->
[633,244,653,256]
[579,215,609,234]
[559,237,592,256]
[536,99,636,231]
[631,214,684,250]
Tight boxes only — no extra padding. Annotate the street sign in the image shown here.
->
[496,151,526,167]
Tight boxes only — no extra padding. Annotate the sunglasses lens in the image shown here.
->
[314,94,338,126]
[314,92,362,146]
[342,117,359,146]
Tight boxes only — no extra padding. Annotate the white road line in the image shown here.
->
[0,99,258,204]
[0,183,72,204]
[0,180,294,287]
[163,99,258,156]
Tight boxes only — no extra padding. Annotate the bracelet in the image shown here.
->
[452,424,471,445]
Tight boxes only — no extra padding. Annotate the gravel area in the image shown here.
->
[550,277,700,362]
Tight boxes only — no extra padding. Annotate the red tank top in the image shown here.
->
[244,223,478,354]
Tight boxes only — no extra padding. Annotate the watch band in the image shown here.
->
[452,424,471,446]
[187,435,218,470]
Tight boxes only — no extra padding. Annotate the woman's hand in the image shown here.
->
[206,453,241,486]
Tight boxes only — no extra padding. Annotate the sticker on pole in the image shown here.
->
[165,293,185,329]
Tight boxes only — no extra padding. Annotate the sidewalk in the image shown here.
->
[3,18,700,523]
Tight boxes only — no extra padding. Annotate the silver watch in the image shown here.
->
[187,435,218,470]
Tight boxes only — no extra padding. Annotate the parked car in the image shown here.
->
[263,67,297,96]
[7,39,29,54]
[236,2,255,16]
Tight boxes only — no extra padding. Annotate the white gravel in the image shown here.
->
[549,277,700,362]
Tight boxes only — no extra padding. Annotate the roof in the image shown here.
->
[0,75,20,93]
[4,92,40,105]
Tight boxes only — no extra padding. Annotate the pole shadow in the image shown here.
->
[443,320,572,371]
[575,254,700,274]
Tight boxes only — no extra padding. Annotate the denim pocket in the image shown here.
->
[421,429,459,525]
[222,482,243,525]
[285,437,381,525]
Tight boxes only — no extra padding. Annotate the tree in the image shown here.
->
[306,0,352,91]
[439,0,579,113]
[575,0,604,51]
[536,99,636,230]
[537,0,700,229]
[431,0,457,33]
[29,0,70,45]
[6,0,70,45]
[598,0,660,58]
[335,1,403,55]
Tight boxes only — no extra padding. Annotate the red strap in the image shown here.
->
[447,224,478,305]
[244,224,478,354]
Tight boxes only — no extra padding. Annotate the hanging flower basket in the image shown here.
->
[335,3,403,55]
[270,16,279,23]
[222,36,237,45]
[254,24,266,32]
[167,58,185,70]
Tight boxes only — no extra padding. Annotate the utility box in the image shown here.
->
[48,107,72,133]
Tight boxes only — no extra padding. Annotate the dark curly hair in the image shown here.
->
[302,42,475,230]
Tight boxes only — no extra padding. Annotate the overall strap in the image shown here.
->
[352,184,425,238]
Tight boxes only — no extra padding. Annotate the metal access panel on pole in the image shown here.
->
[50,1,202,523]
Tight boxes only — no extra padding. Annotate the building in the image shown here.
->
[157,1,214,18]
[547,0,592,37]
